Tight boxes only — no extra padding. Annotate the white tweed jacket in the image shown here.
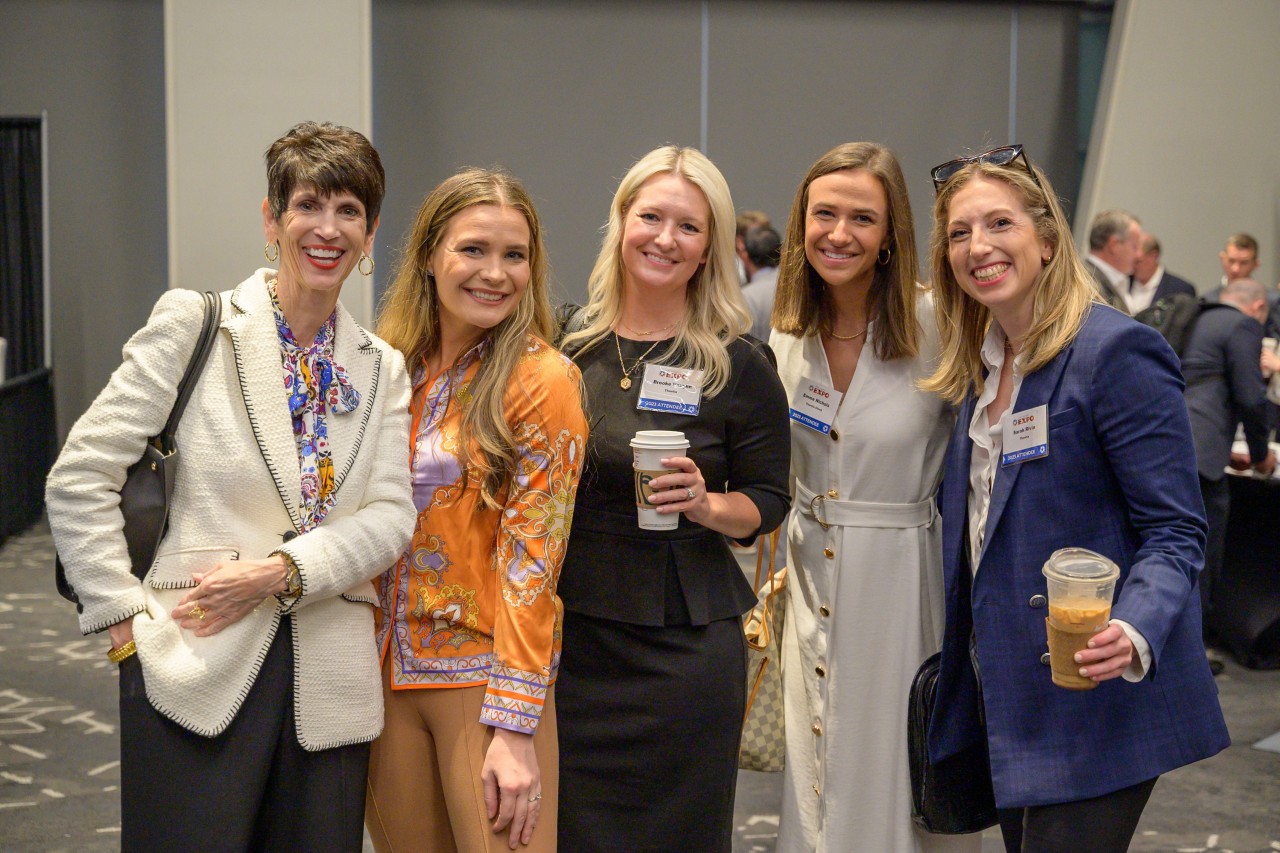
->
[46,271,416,749]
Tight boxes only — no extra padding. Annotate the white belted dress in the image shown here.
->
[772,297,978,853]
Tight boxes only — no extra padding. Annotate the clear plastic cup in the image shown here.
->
[1041,547,1120,690]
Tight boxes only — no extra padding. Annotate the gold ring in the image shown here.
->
[189,604,207,620]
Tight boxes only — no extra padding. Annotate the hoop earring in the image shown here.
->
[877,247,892,266]
[358,254,375,276]
[264,242,279,263]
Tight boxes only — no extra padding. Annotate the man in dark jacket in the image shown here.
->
[1182,277,1275,669]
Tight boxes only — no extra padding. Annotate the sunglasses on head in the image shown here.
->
[930,144,1043,194]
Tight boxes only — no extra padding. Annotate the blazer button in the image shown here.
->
[823,547,835,559]
[1029,594,1047,608]
[815,665,826,677]
[811,721,823,736]
[830,429,840,441]
[1040,652,1051,666]
[820,604,831,617]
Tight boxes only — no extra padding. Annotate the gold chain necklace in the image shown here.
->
[826,325,868,341]
[620,318,678,337]
[614,332,665,390]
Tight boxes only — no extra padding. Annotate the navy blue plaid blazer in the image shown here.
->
[929,304,1229,809]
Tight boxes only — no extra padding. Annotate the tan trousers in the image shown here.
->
[365,660,558,853]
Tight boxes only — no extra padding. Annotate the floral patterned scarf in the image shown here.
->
[268,281,361,531]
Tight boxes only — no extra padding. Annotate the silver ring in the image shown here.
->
[528,792,542,803]
[685,487,695,501]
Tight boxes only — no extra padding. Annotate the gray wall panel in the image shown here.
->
[374,1,1079,303]
[0,0,166,437]
[373,0,703,305]
[709,1,1079,273]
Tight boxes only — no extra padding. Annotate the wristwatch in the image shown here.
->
[274,551,302,599]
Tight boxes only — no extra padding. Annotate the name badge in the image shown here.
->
[637,363,704,415]
[1002,404,1049,466]
[788,377,842,434]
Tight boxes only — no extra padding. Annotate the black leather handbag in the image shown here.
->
[55,291,222,612]
[908,652,999,834]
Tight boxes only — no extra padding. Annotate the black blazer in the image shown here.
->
[1152,270,1197,301]
[1181,302,1269,480]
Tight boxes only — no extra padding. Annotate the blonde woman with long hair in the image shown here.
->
[556,146,790,852]
[924,146,1226,852]
[768,142,967,853]
[367,169,588,852]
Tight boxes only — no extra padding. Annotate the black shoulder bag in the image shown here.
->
[56,290,223,612]
[908,651,999,834]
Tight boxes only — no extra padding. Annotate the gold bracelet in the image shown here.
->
[107,640,137,664]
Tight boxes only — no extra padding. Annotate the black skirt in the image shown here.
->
[556,610,747,853]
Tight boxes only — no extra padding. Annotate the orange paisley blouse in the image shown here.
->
[375,335,587,734]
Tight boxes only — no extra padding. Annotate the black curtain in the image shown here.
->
[0,116,52,543]
[1,117,44,378]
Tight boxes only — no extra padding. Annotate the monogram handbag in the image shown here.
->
[55,291,222,612]
[907,651,998,833]
[739,529,786,772]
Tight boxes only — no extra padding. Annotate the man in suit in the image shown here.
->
[1084,209,1142,314]
[1129,232,1197,314]
[1182,277,1275,668]
[738,223,781,343]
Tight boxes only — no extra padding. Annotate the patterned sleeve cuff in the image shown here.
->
[481,664,549,734]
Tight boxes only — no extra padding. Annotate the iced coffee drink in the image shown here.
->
[1041,548,1120,691]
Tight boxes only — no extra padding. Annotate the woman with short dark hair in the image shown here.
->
[46,121,416,851]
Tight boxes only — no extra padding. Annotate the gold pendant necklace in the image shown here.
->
[615,332,665,390]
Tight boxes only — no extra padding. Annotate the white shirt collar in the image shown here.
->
[1089,254,1129,292]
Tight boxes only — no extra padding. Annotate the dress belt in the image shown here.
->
[795,480,937,530]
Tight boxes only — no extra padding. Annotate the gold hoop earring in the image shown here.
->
[358,254,375,276]
[877,247,892,266]
[264,243,279,263]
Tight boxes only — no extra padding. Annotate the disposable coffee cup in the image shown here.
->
[1041,548,1120,690]
[631,430,690,531]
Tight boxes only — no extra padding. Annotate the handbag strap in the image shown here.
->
[752,527,782,595]
[157,291,221,452]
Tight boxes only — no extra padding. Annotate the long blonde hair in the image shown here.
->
[920,159,1095,404]
[771,141,920,361]
[376,168,553,508]
[560,145,749,397]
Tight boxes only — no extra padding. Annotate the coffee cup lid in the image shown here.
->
[1041,547,1120,581]
[630,430,689,449]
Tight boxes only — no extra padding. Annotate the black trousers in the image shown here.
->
[997,776,1158,853]
[1199,474,1231,631]
[119,621,370,852]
